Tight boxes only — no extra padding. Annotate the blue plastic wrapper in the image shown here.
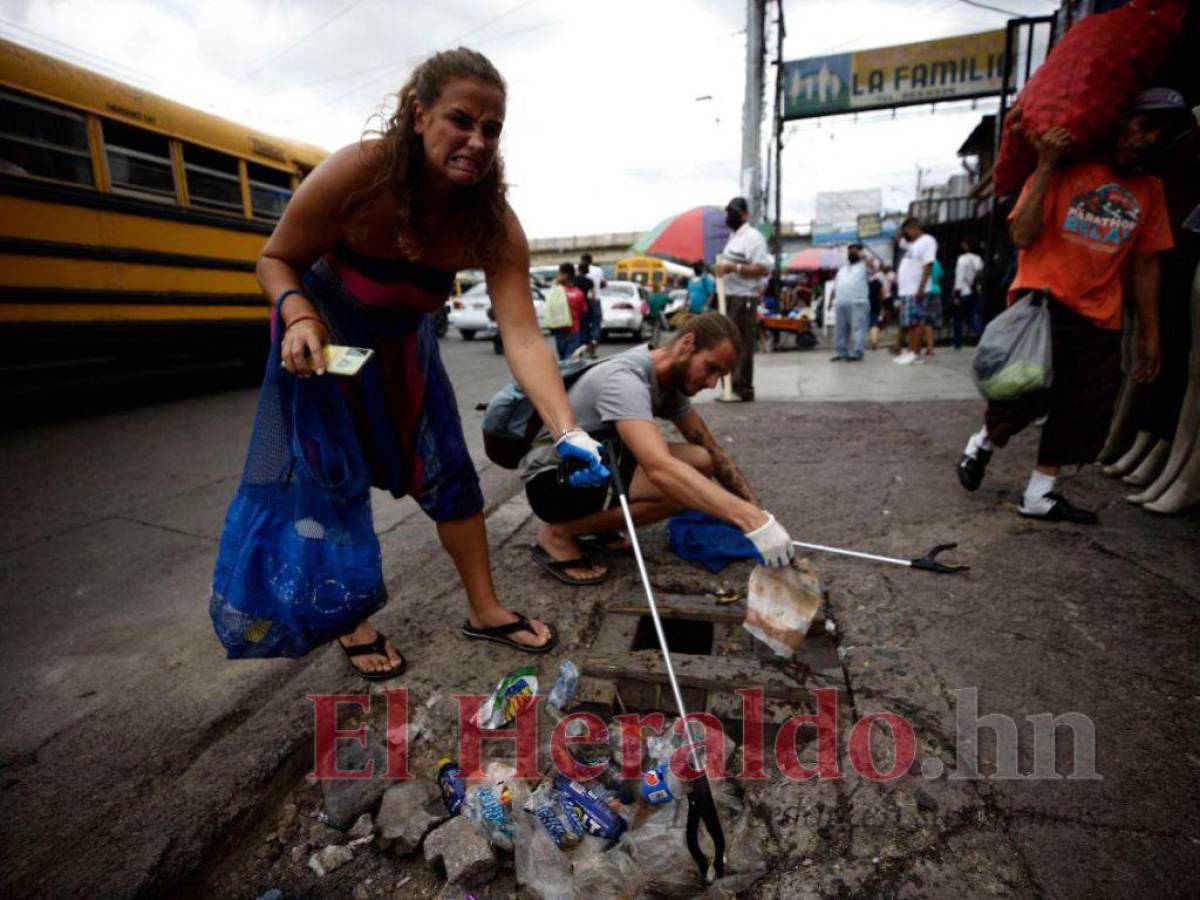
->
[553,775,628,842]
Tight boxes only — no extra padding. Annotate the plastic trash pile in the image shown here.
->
[432,660,766,899]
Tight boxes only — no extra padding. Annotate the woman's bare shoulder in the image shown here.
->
[308,140,383,189]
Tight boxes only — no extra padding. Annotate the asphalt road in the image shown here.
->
[0,329,597,769]
[5,334,1196,899]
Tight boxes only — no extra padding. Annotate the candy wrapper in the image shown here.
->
[474,666,539,730]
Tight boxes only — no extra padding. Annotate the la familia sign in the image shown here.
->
[783,30,1005,120]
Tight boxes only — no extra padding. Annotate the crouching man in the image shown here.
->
[517,312,794,585]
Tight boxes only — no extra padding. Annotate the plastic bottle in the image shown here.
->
[547,660,580,711]
[436,758,466,816]
[640,761,684,806]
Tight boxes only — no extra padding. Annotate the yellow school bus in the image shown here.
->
[613,255,693,290]
[0,38,327,364]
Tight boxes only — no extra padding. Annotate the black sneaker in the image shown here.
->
[1018,491,1098,525]
[957,448,991,492]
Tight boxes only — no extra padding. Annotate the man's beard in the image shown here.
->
[669,355,696,395]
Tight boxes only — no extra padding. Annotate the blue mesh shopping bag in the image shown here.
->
[210,315,385,659]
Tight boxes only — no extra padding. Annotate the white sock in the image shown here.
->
[964,427,992,460]
[1023,470,1057,511]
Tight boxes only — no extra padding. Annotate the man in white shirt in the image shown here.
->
[829,243,878,361]
[951,239,984,349]
[893,216,938,365]
[713,196,773,401]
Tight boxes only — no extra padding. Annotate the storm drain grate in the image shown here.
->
[631,615,713,655]
[576,592,841,732]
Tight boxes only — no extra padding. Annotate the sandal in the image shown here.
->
[461,611,559,654]
[530,544,608,586]
[579,531,633,557]
[338,632,406,682]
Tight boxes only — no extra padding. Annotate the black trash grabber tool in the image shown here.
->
[790,539,969,574]
[604,443,726,882]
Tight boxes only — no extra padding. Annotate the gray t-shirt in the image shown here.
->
[518,344,692,482]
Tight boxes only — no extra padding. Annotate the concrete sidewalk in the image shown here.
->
[2,345,1197,898]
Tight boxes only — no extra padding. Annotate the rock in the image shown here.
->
[348,813,375,841]
[423,814,496,886]
[320,734,390,830]
[352,882,370,900]
[290,844,306,864]
[257,890,284,900]
[308,843,353,877]
[308,821,346,849]
[255,841,281,861]
[377,779,448,855]
[276,802,299,831]
[915,788,938,812]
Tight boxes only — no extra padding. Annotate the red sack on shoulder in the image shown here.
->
[993,0,1185,197]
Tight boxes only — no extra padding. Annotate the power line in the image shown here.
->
[283,0,547,123]
[0,17,166,89]
[232,0,368,87]
[957,0,1027,16]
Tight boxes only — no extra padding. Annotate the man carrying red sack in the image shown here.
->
[956,88,1191,524]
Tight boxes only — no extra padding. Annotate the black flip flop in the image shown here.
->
[461,611,559,654]
[530,544,608,586]
[579,531,633,558]
[337,632,407,682]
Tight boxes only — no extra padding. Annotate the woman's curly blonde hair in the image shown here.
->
[348,47,509,267]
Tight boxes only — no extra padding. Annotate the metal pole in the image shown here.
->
[772,0,785,293]
[982,18,1018,324]
[791,540,912,568]
[741,0,766,217]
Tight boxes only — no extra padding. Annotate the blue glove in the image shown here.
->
[555,429,611,488]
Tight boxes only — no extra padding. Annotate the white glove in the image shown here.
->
[744,512,795,567]
[554,429,611,488]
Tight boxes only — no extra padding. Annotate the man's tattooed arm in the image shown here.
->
[676,410,760,507]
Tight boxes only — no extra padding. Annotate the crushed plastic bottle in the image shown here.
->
[547,660,579,711]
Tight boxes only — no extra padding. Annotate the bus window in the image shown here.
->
[0,88,93,185]
[183,143,243,214]
[247,162,292,220]
[102,119,176,202]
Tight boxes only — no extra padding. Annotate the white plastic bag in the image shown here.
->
[972,293,1053,401]
[743,561,823,658]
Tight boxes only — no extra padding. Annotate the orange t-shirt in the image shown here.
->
[1008,160,1173,330]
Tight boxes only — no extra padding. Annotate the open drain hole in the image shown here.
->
[631,615,713,655]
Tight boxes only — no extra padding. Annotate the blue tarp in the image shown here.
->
[666,510,759,573]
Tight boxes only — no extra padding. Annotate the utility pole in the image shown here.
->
[741,0,766,217]
[772,0,786,292]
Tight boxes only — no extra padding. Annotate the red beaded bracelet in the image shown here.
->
[284,314,328,332]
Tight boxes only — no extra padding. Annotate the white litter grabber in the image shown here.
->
[603,443,726,882]
[791,540,969,574]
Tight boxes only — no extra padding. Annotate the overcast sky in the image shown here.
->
[1,0,1058,238]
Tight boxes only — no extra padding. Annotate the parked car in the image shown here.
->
[447,280,546,341]
[599,280,648,339]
